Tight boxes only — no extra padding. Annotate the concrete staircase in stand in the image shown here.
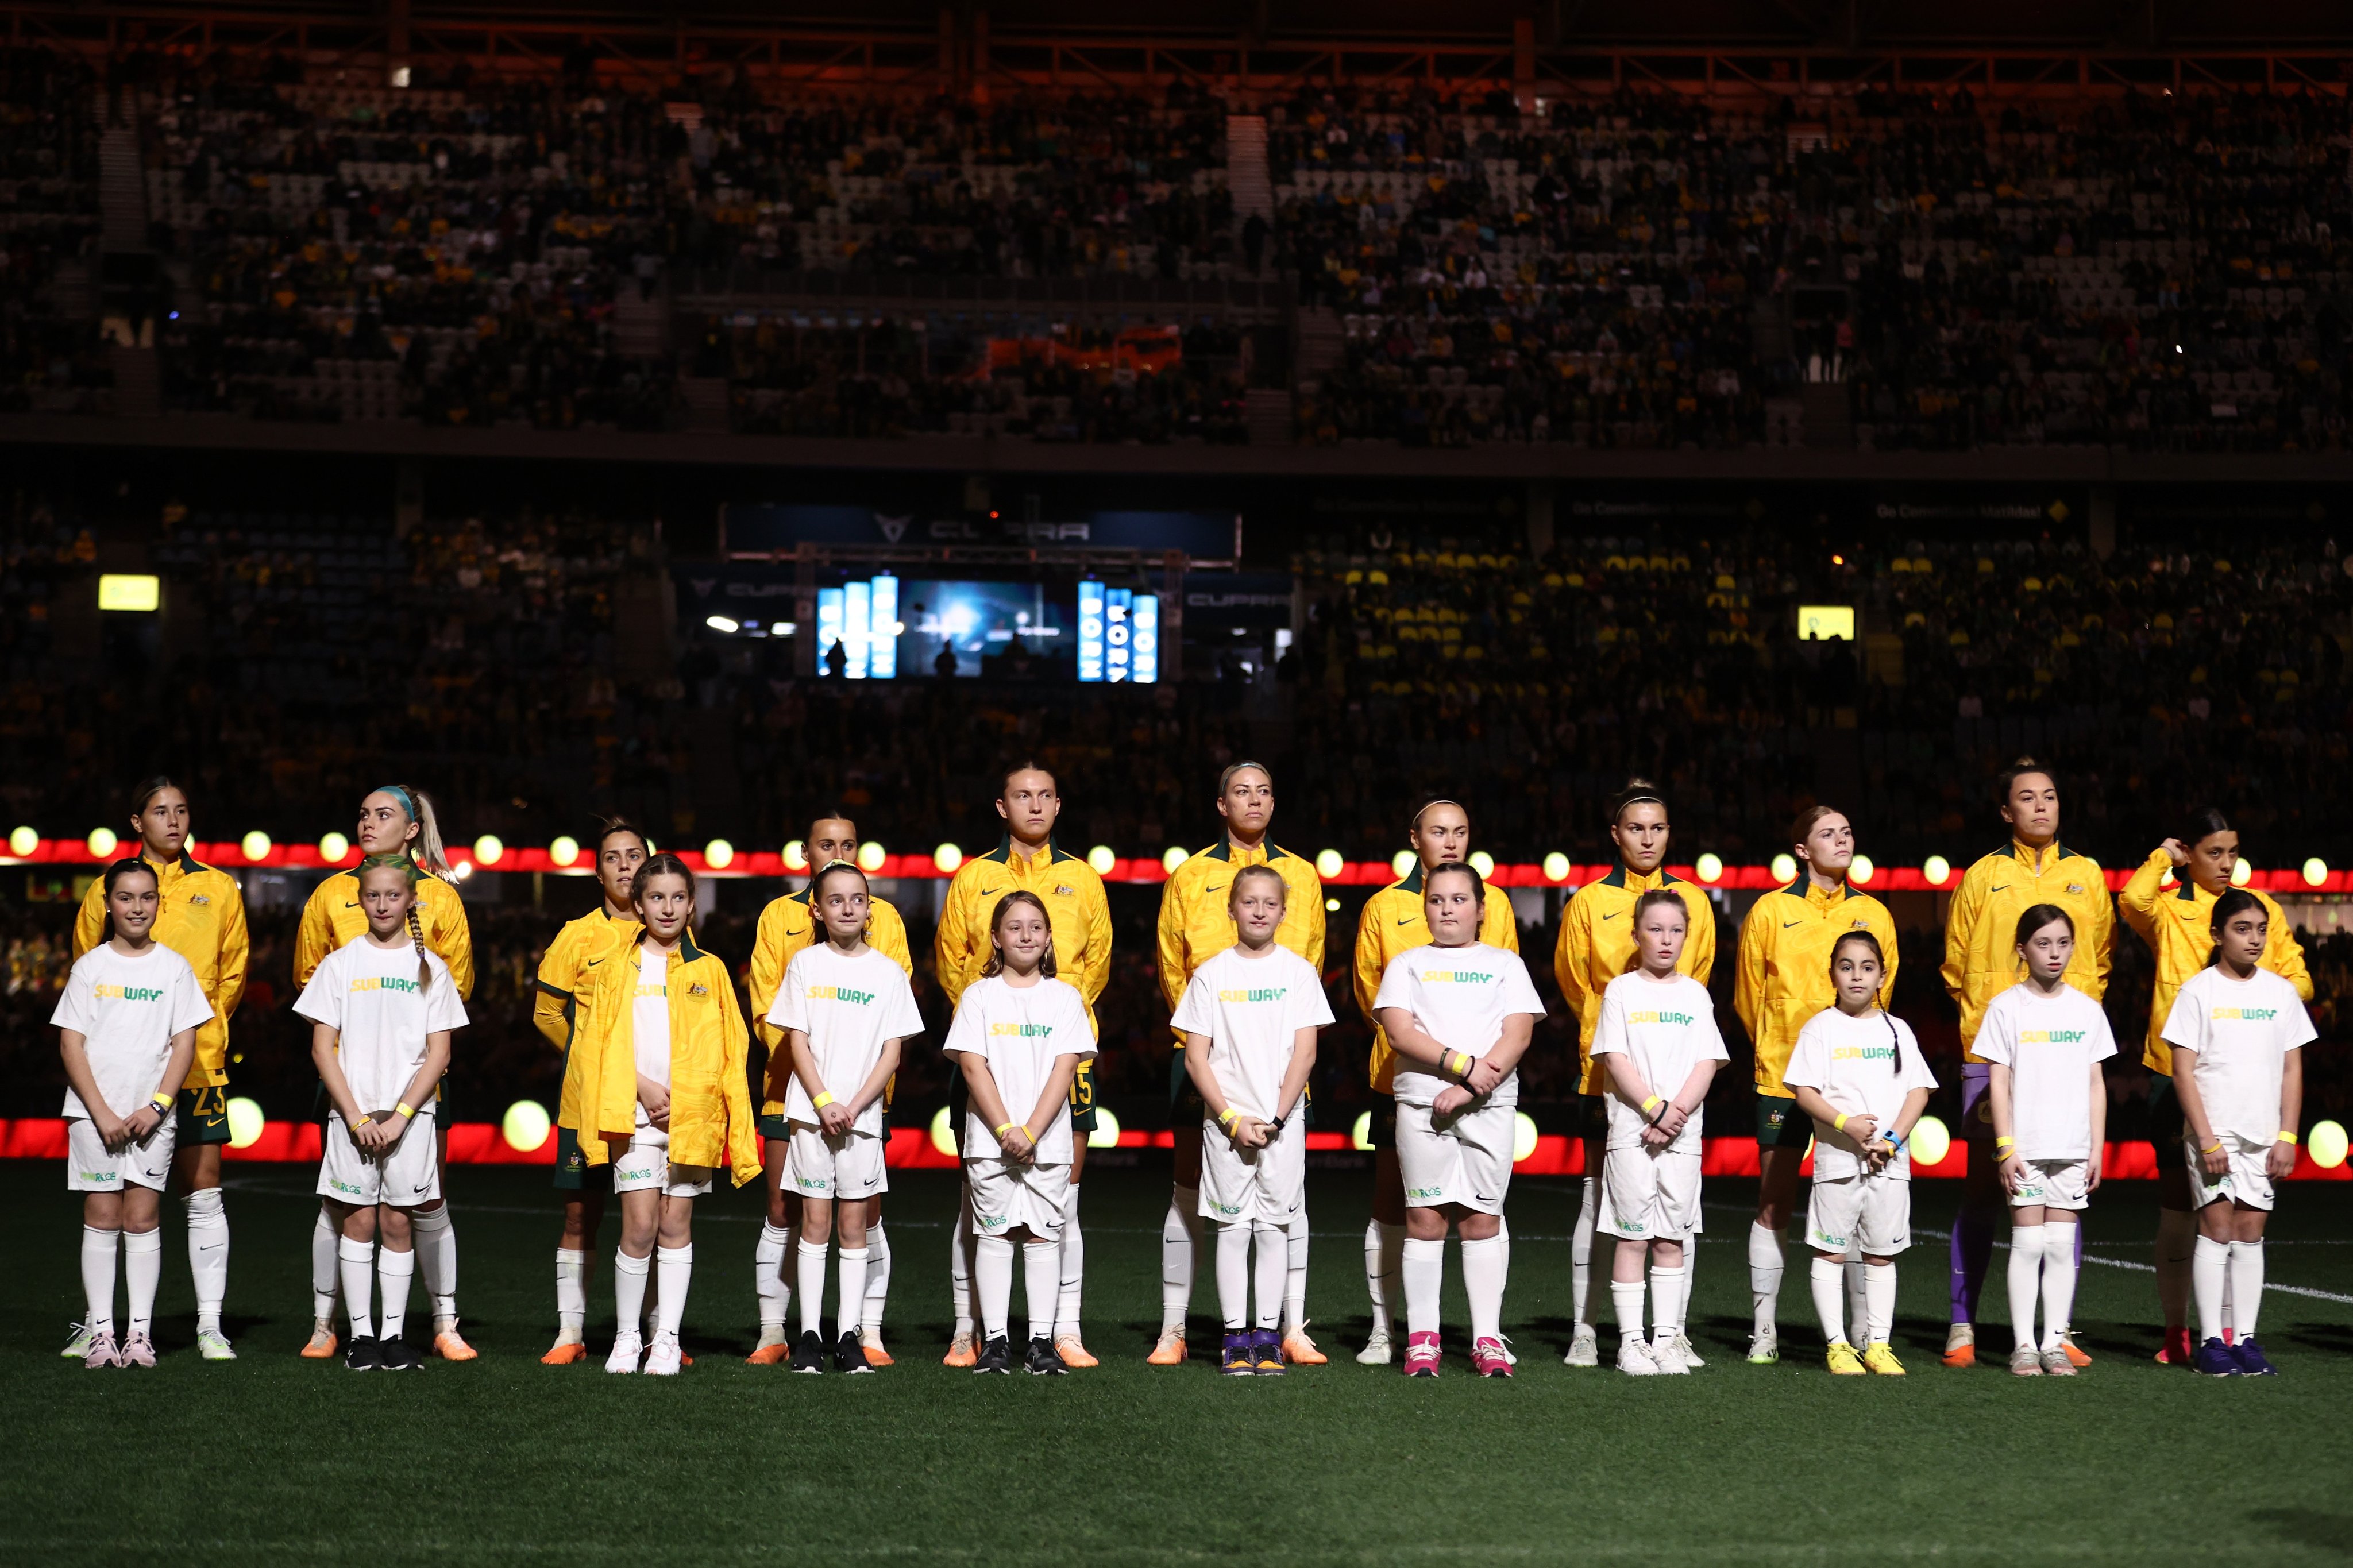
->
[99,125,148,252]
[680,377,730,432]
[1801,380,1853,450]
[109,345,160,416]
[1295,307,1344,377]
[1244,387,1293,446]
[614,291,669,358]
[1225,114,1271,221]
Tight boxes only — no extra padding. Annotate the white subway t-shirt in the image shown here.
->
[1782,1007,1938,1180]
[1972,982,2117,1160]
[766,943,925,1135]
[1171,945,1333,1121]
[1589,971,1729,1153]
[2161,967,2314,1146]
[51,942,215,1121]
[294,935,468,1115]
[1373,941,1546,1109]
[941,973,1096,1161]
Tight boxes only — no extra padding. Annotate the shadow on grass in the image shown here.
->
[2248,1509,2353,1552]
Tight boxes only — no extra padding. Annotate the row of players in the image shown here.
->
[49,762,2313,1376]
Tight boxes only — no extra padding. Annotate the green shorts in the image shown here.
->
[176,1083,231,1146]
[1170,1049,1205,1115]
[758,1111,793,1142]
[551,1125,595,1191]
[2147,1073,2182,1145]
[1757,1095,1812,1149]
[1577,1093,1607,1140]
[1367,1095,1397,1149]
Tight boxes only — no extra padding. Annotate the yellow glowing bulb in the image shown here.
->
[502,1100,552,1152]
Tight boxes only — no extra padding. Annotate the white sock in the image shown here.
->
[1571,1180,1598,1331]
[796,1239,828,1338]
[556,1248,587,1339]
[1610,1277,1646,1339]
[411,1204,457,1326]
[377,1246,415,1339]
[613,1249,650,1341]
[1055,1182,1085,1340]
[2155,1208,2197,1330]
[1254,1221,1289,1331]
[1845,1245,1869,1346]
[123,1227,163,1337]
[1649,1265,1687,1341]
[1402,1235,1444,1335]
[1365,1218,1403,1339]
[1673,1230,1698,1335]
[1282,1209,1309,1333]
[2008,1224,2047,1352]
[975,1233,1014,1340]
[311,1207,340,1319]
[655,1244,692,1340]
[1864,1262,1897,1345]
[1023,1237,1060,1341]
[80,1226,119,1334]
[2192,1235,2230,1344]
[835,1245,870,1336]
[754,1223,792,1331]
[184,1188,229,1331]
[2040,1223,2080,1351]
[2228,1238,2265,1339]
[1498,1216,1514,1289]
[949,1189,976,1336]
[1749,1222,1784,1337]
[339,1235,376,1338]
[1809,1254,1846,1344]
[1462,1234,1506,1343]
[861,1222,889,1330]
[1214,1221,1251,1331]
[1160,1187,1200,1333]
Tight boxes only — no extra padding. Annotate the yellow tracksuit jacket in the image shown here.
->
[1941,839,2115,1057]
[1734,877,1899,1098]
[1158,837,1326,1038]
[1554,867,1718,1094]
[2118,848,2311,1076]
[296,867,475,999]
[72,851,249,1090]
[1355,866,1521,1092]
[749,887,912,1120]
[568,932,761,1185]
[533,905,641,1138]
[933,837,1112,1023]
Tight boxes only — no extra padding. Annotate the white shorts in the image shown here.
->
[1395,1099,1514,1216]
[967,1157,1072,1240]
[785,1122,888,1200]
[2185,1135,2275,1213]
[65,1115,175,1193]
[2007,1157,2091,1212]
[611,1126,713,1198]
[1603,1143,1702,1240]
[317,1111,441,1207]
[1806,1172,1912,1256]
[1199,1115,1306,1226]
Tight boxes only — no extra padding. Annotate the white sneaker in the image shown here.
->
[1746,1326,1780,1365]
[1616,1337,1662,1376]
[1672,1329,1704,1369]
[196,1327,237,1362]
[1648,1335,1691,1374]
[604,1331,644,1374]
[1356,1328,1394,1365]
[642,1335,683,1376]
[1563,1326,1600,1367]
[60,1322,96,1360]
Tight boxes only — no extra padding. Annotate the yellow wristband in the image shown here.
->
[1833,1113,1850,1132]
[811,1091,835,1110]
[395,1102,416,1121]
[353,1114,373,1129]
[1451,1051,1476,1077]
[1642,1095,1663,1111]
[2277,1131,2298,1146]
[1217,1107,1239,1128]
[150,1092,174,1111]
[994,1122,1015,1138]
[2201,1140,2223,1154]
[1993,1136,2016,1149]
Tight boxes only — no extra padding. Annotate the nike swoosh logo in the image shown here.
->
[1205,882,1227,894]
[199,1242,226,1252]
[344,902,359,910]
[1397,916,1417,926]
[979,889,1003,898]
[585,958,604,968]
[1991,885,2009,893]
[1602,912,1621,921]
[782,927,805,939]
[1783,921,1804,929]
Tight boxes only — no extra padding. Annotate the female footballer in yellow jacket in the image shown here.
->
[2119,805,2310,1366]
[743,814,913,1368]
[528,818,646,1364]
[1350,799,1519,1365]
[1152,762,1325,1366]
[1733,805,1896,1365]
[1936,759,2113,1369]
[1552,779,1715,1370]
[68,776,248,1361]
[292,785,475,1362]
[932,767,1111,1369]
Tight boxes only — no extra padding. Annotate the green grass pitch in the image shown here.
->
[2,1160,2350,1566]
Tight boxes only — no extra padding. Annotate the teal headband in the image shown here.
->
[373,785,416,822]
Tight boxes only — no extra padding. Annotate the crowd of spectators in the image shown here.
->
[0,48,109,415]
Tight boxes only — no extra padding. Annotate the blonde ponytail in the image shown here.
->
[392,783,454,879]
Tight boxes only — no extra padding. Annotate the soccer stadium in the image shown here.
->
[3,0,2352,1561]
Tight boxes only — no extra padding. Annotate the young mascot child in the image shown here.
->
[576,852,760,1374]
[1374,862,1545,1377]
[768,863,925,1374]
[54,858,211,1368]
[295,855,466,1372]
[2163,889,2313,1377]
[1590,889,1727,1375]
[1976,905,2115,1376]
[1174,865,1331,1374]
[942,890,1096,1374]
[1784,931,1937,1376]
